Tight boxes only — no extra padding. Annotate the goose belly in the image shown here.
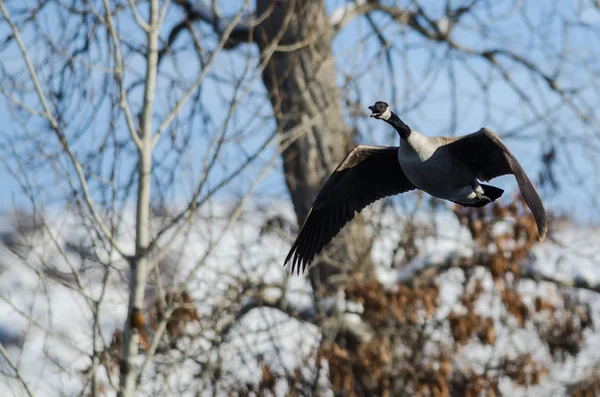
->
[398,151,476,200]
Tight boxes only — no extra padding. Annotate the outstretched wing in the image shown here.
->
[444,128,547,240]
[284,145,416,274]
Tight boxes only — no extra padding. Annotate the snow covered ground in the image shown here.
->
[0,202,599,396]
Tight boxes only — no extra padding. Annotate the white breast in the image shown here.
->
[397,131,475,199]
[398,131,437,162]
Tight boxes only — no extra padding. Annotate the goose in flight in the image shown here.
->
[284,101,547,274]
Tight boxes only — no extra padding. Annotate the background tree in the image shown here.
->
[1,1,600,396]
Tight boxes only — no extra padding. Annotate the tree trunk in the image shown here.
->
[255,2,378,394]
[118,0,159,395]
[256,0,372,286]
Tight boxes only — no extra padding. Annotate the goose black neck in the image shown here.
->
[386,112,411,139]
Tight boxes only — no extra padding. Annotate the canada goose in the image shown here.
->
[284,101,547,274]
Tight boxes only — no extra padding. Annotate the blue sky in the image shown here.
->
[1,0,599,223]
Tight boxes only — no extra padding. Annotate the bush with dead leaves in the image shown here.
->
[299,197,596,396]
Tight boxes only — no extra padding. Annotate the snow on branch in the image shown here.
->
[235,287,321,324]
[329,0,416,34]
[378,246,600,294]
[236,286,374,342]
[234,233,600,347]
[520,262,600,294]
[329,0,369,31]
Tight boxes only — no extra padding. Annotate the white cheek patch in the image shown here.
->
[380,107,392,120]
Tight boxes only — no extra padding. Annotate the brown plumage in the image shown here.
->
[284,146,415,274]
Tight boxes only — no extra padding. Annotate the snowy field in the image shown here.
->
[0,202,599,396]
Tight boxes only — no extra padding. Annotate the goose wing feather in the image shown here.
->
[284,145,416,274]
[444,128,547,240]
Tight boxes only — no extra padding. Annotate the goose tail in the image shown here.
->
[480,184,504,202]
[452,184,504,208]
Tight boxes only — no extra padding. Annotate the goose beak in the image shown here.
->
[368,106,379,118]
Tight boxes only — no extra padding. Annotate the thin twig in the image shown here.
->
[0,342,35,397]
[0,0,129,259]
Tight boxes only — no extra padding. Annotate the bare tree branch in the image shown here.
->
[1,1,599,395]
[392,248,600,294]
[0,0,129,259]
[164,0,256,55]
[127,0,151,32]
[0,342,34,397]
[118,0,160,393]
[103,0,143,150]
[153,0,251,144]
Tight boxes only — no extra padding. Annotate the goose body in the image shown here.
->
[284,101,547,274]
[398,133,470,199]
[397,132,491,206]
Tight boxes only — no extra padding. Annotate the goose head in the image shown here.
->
[369,101,412,138]
[368,101,392,120]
